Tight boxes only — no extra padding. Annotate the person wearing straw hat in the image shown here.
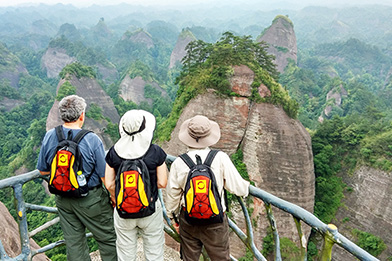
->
[166,115,250,261]
[104,109,168,261]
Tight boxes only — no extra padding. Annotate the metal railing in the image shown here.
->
[0,158,379,261]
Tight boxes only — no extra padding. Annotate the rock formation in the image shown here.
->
[0,43,28,88]
[169,30,197,69]
[46,74,120,149]
[41,45,117,83]
[0,97,25,112]
[119,75,167,106]
[318,84,348,123]
[56,23,82,43]
[41,48,76,78]
[257,15,297,73]
[332,166,392,260]
[325,84,347,116]
[0,201,48,261]
[96,63,119,85]
[162,65,315,258]
[122,29,154,49]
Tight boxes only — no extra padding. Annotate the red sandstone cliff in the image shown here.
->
[0,201,49,260]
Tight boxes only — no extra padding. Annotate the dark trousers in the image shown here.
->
[179,209,230,261]
[56,186,117,261]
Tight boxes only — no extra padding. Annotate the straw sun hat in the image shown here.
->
[114,110,156,159]
[178,115,221,148]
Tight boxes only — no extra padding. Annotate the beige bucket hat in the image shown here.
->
[114,110,156,159]
[178,115,221,148]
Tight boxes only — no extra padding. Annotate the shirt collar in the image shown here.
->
[187,147,210,152]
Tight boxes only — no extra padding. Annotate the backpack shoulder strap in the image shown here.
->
[204,150,219,167]
[72,129,92,144]
[179,153,196,169]
[54,125,65,142]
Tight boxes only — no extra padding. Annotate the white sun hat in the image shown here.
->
[114,110,156,159]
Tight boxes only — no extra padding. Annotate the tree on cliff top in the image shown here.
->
[180,31,278,80]
[59,62,96,79]
[156,31,298,142]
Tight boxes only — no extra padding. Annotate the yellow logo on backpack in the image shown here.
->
[125,173,137,187]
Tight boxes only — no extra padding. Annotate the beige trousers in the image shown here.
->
[114,200,165,261]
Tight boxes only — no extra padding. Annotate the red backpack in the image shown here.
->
[115,158,155,218]
[179,150,224,225]
[49,126,91,197]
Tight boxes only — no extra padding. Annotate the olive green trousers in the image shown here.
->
[55,186,117,261]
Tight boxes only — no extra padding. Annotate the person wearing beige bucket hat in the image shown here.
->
[166,115,250,261]
[178,115,221,149]
[104,109,168,261]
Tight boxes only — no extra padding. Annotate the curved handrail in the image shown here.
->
[0,159,380,261]
[248,185,379,261]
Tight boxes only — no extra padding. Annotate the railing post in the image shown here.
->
[320,224,337,261]
[264,203,281,261]
[293,217,307,261]
[13,183,31,261]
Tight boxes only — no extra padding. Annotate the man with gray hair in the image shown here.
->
[37,95,117,261]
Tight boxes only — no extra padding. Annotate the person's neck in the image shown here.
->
[63,121,82,129]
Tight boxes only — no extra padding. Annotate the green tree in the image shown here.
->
[86,103,104,120]
[56,81,76,101]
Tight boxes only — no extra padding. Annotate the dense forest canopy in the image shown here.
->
[0,2,392,260]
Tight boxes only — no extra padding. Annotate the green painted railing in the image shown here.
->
[0,157,380,261]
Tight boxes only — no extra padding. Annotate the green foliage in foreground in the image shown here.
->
[156,31,298,142]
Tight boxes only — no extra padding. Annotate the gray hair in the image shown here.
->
[58,95,87,123]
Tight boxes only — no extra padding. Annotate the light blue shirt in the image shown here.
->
[36,126,106,188]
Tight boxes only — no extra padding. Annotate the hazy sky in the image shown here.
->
[1,0,392,8]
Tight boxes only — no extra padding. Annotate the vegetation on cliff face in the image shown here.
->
[48,36,109,67]
[156,31,298,142]
[272,15,294,28]
[56,81,76,101]
[59,62,96,79]
[0,43,21,72]
[352,229,386,257]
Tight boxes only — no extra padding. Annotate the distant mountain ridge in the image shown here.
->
[1,4,392,49]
